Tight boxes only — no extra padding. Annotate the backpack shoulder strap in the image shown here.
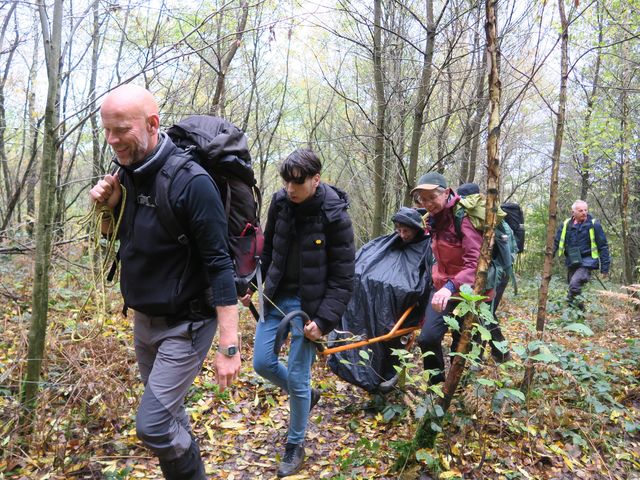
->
[496,219,518,293]
[155,153,194,245]
[453,204,466,239]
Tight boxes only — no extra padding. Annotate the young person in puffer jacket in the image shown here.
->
[241,148,355,477]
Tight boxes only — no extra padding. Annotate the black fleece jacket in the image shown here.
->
[116,133,236,317]
[261,183,355,334]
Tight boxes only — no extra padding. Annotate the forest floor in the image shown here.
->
[1,249,639,479]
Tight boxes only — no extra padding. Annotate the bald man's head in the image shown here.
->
[101,85,160,166]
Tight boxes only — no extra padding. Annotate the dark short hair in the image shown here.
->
[279,148,322,184]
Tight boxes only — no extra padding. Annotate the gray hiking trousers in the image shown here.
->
[133,311,216,461]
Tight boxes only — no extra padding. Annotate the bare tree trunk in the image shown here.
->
[255,32,290,219]
[521,0,569,394]
[21,0,63,426]
[394,101,407,210]
[459,3,483,186]
[26,22,40,238]
[371,0,386,237]
[0,1,19,215]
[620,113,631,285]
[113,0,131,85]
[90,0,103,182]
[578,0,602,200]
[1,118,42,234]
[210,1,249,117]
[467,41,488,184]
[52,0,100,239]
[619,40,632,285]
[436,65,453,170]
[240,13,261,133]
[404,0,435,206]
[631,143,640,282]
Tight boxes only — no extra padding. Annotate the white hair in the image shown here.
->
[572,200,588,210]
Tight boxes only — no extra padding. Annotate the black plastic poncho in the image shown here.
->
[327,233,432,392]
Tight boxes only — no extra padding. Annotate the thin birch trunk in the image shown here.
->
[210,1,249,117]
[21,0,64,427]
[371,0,386,237]
[579,0,602,200]
[619,39,632,285]
[404,0,435,206]
[521,0,569,394]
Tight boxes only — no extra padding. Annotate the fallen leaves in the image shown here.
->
[1,259,639,478]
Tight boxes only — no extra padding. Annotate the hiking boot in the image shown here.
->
[277,442,305,477]
[310,388,321,412]
[159,438,206,480]
[378,374,399,393]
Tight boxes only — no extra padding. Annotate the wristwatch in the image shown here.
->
[217,345,238,356]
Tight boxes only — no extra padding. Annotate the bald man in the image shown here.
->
[553,200,610,311]
[90,85,240,479]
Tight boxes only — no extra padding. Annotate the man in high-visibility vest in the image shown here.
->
[553,200,610,310]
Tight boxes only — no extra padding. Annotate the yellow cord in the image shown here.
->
[74,184,127,341]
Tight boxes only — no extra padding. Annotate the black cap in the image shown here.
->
[457,182,480,196]
[391,207,424,231]
[410,172,448,195]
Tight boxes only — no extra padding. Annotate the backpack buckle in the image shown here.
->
[137,194,156,208]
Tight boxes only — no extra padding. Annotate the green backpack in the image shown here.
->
[453,193,518,294]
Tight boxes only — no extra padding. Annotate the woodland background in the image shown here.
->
[0,0,639,478]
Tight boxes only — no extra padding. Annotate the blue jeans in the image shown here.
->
[253,295,316,444]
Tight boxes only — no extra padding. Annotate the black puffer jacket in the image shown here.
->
[261,183,355,334]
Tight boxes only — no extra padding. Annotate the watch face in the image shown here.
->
[221,345,237,356]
